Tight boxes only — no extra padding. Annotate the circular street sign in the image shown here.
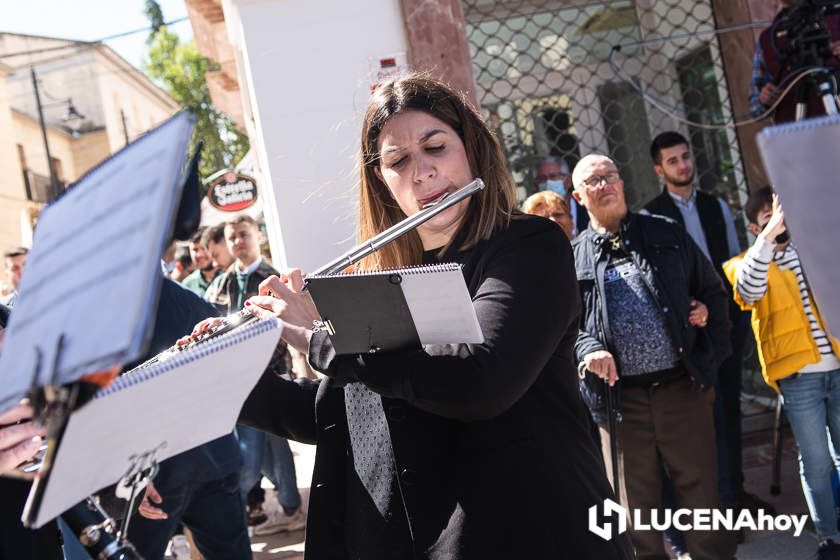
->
[207,171,258,212]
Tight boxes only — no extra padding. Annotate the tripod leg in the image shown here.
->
[770,395,783,496]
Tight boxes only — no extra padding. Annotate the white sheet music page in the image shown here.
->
[758,114,840,336]
[0,111,195,413]
[399,266,484,345]
[32,318,282,527]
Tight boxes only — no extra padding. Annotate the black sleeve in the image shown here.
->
[310,224,579,421]
[575,329,606,364]
[681,229,732,362]
[239,371,320,444]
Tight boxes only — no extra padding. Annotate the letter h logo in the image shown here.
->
[589,498,628,540]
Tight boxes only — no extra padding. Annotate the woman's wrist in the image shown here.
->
[282,324,312,356]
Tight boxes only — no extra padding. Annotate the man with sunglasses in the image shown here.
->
[571,154,735,560]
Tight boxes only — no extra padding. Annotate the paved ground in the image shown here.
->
[249,440,313,560]
[735,425,818,560]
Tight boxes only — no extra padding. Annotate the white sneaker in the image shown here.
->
[170,534,192,560]
[253,508,306,536]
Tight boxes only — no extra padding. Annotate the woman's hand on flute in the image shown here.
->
[0,401,45,476]
[246,270,320,355]
[176,317,225,346]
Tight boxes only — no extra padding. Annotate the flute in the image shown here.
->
[309,177,484,277]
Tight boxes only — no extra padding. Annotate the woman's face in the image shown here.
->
[536,204,574,240]
[375,110,473,250]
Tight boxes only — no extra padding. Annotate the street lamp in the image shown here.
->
[62,101,85,133]
[30,67,86,199]
[30,66,58,198]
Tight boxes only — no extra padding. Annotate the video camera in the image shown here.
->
[773,0,840,70]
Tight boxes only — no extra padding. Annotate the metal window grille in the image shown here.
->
[462,0,748,217]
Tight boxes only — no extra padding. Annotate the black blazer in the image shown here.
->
[241,215,634,560]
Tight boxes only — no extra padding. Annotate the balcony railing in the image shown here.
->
[23,170,65,203]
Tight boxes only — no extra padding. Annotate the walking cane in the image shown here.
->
[605,380,621,503]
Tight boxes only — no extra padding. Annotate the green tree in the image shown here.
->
[143,5,249,181]
[144,0,164,40]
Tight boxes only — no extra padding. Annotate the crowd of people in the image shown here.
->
[520,127,840,560]
[0,58,838,560]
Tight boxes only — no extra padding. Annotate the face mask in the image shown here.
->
[542,179,567,198]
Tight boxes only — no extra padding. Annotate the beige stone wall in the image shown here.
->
[70,130,110,180]
[11,111,78,182]
[0,65,25,201]
[0,64,29,251]
[94,50,179,152]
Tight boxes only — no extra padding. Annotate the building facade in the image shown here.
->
[0,33,180,251]
[186,0,779,270]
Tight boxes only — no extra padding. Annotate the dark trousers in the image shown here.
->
[0,478,62,560]
[600,375,736,560]
[127,470,251,560]
[714,310,749,506]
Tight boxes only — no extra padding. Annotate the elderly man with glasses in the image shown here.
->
[570,154,736,560]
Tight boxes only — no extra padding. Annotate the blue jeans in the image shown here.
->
[127,470,251,559]
[237,425,301,511]
[779,368,840,540]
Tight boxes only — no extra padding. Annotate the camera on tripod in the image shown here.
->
[774,0,840,67]
[771,0,840,120]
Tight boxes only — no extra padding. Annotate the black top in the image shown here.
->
[240,214,634,560]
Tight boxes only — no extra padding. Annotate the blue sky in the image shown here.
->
[0,0,193,70]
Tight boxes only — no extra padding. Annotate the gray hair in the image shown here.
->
[537,155,570,175]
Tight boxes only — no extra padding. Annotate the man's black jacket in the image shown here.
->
[572,212,732,424]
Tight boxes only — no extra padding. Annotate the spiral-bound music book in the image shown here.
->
[306,263,483,355]
[757,114,840,336]
[29,317,282,528]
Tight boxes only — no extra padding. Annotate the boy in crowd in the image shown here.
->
[724,187,840,560]
[181,227,221,297]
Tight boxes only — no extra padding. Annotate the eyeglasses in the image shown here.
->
[581,172,621,189]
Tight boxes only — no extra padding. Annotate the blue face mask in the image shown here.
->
[542,179,567,198]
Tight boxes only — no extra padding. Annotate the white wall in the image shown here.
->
[223,0,408,273]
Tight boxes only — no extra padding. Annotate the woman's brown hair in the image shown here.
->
[357,73,517,271]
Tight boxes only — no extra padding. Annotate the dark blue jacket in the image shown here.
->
[573,212,732,424]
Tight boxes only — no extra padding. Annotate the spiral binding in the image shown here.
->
[94,317,281,399]
[309,262,462,278]
[760,114,840,137]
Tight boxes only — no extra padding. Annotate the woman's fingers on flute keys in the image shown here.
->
[281,269,304,292]
[259,275,284,297]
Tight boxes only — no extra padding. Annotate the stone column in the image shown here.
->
[712,0,777,193]
[399,0,479,108]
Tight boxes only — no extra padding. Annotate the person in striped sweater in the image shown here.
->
[723,186,840,560]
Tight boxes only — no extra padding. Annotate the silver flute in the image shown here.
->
[309,177,485,277]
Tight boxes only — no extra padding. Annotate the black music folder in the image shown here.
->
[306,263,484,355]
